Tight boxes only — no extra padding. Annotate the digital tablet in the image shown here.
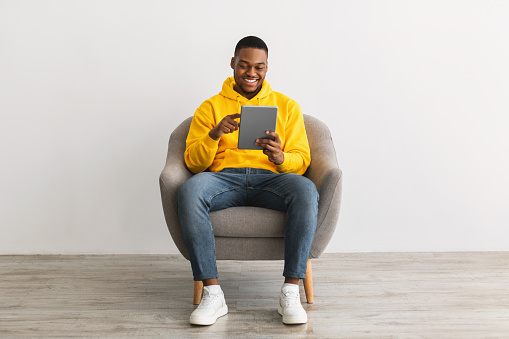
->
[237,105,278,150]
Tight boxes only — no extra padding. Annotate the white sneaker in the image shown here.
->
[190,285,228,325]
[278,284,307,324]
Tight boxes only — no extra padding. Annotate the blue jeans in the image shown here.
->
[176,168,319,281]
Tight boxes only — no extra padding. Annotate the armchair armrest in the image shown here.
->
[303,114,343,258]
[159,117,194,258]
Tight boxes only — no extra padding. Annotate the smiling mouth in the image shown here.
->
[243,78,259,83]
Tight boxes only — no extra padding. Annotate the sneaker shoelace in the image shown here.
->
[282,291,301,307]
[200,293,222,307]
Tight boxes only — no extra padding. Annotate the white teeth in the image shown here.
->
[245,79,257,83]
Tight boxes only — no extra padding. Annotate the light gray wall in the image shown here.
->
[1,0,508,254]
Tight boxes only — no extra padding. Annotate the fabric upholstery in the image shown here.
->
[159,114,342,260]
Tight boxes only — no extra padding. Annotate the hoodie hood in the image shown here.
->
[219,76,273,104]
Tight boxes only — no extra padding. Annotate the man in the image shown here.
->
[177,36,319,325]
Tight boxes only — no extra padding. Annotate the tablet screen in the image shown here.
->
[237,105,278,150]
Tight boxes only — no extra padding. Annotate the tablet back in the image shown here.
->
[237,105,278,150]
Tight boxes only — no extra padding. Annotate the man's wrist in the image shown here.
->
[275,153,284,165]
[208,129,220,141]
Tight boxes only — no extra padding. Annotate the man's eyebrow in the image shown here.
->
[238,59,266,65]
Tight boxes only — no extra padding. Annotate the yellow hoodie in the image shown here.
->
[184,77,311,175]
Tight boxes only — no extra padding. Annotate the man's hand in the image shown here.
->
[255,131,284,165]
[209,113,241,141]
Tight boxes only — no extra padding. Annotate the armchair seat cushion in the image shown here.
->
[210,207,286,238]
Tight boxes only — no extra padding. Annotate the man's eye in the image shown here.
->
[256,67,264,70]
[239,65,247,69]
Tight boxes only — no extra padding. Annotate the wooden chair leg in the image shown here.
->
[193,281,203,305]
[303,259,314,304]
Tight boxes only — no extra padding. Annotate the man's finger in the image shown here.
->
[264,144,279,152]
[256,139,270,144]
[224,120,239,131]
[263,138,280,148]
[226,121,238,130]
[263,131,280,145]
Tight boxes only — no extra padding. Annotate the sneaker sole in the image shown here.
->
[278,305,308,325]
[190,304,228,326]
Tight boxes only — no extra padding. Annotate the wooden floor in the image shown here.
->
[1,252,508,338]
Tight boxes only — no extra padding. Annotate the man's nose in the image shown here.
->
[247,67,256,77]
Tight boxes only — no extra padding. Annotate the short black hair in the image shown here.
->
[234,36,268,58]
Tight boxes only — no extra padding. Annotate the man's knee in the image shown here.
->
[177,173,212,205]
[291,175,319,202]
[303,177,319,200]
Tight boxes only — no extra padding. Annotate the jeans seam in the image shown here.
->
[247,187,289,205]
[206,186,244,206]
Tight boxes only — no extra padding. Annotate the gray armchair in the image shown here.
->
[159,114,342,304]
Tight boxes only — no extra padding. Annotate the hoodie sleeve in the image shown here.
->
[184,107,220,174]
[275,101,311,175]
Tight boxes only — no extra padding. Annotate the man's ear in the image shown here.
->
[230,57,235,70]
